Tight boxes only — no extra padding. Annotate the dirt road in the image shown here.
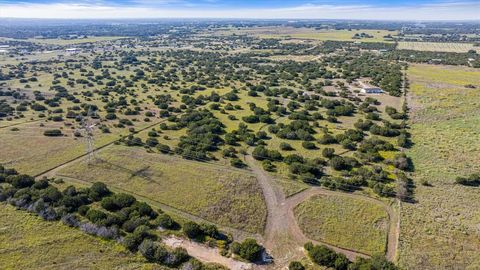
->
[164,236,254,270]
[244,152,400,267]
[285,187,399,261]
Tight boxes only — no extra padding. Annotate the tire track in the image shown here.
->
[244,152,400,267]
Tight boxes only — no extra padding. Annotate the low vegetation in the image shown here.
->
[304,242,396,270]
[0,165,258,269]
[0,203,153,269]
[295,195,388,255]
[57,146,267,234]
[400,64,480,269]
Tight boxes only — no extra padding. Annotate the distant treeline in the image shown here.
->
[391,50,480,67]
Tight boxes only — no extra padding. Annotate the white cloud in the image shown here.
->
[0,1,479,20]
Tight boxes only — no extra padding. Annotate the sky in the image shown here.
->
[0,0,479,20]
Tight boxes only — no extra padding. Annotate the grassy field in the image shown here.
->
[294,194,388,255]
[0,121,126,176]
[0,204,156,270]
[23,36,126,45]
[399,64,480,269]
[55,145,267,234]
[397,42,477,53]
[217,27,396,42]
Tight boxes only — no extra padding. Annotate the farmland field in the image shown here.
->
[399,64,480,269]
[397,42,477,53]
[0,204,155,270]
[55,145,267,234]
[294,194,389,255]
[217,26,396,42]
[0,120,137,175]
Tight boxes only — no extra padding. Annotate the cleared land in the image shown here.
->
[0,204,155,270]
[294,194,389,255]
[0,120,134,175]
[217,27,396,42]
[55,145,267,234]
[400,64,480,269]
[25,37,126,45]
[397,42,477,53]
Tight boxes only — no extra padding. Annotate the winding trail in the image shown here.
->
[0,119,42,129]
[244,151,400,267]
[29,115,399,268]
[164,236,254,270]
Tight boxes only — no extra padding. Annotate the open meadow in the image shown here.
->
[54,145,267,234]
[399,64,480,269]
[294,194,389,255]
[0,204,155,270]
[397,42,477,53]
[216,26,396,42]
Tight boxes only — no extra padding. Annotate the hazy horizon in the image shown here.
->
[0,0,479,20]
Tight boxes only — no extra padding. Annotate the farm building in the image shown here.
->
[361,87,383,94]
[65,48,81,54]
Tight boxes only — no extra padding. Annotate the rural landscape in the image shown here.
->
[0,3,479,270]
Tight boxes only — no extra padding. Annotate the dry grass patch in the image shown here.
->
[294,194,388,255]
[0,204,154,270]
[398,42,476,53]
[399,64,480,269]
[56,145,267,234]
[0,121,122,175]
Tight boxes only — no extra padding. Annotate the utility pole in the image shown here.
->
[81,107,98,165]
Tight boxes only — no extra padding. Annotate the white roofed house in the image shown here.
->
[0,44,9,54]
[360,87,383,94]
[65,48,81,54]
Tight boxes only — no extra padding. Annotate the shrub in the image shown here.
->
[145,137,159,147]
[306,243,338,268]
[262,160,276,172]
[61,213,80,227]
[392,153,412,171]
[154,213,175,229]
[318,134,337,144]
[33,179,49,189]
[284,154,304,165]
[10,174,35,188]
[230,158,246,168]
[43,129,63,137]
[329,156,349,171]
[302,141,316,149]
[200,223,219,238]
[101,196,118,211]
[157,143,171,154]
[138,239,157,262]
[165,247,190,267]
[233,238,263,262]
[122,233,143,251]
[89,182,111,201]
[455,173,480,186]
[122,216,150,233]
[86,209,107,224]
[279,142,294,151]
[183,221,202,239]
[322,148,335,158]
[289,261,305,270]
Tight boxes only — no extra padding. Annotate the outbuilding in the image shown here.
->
[360,87,383,94]
[65,48,81,54]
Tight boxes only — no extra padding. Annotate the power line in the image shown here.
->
[80,107,99,165]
